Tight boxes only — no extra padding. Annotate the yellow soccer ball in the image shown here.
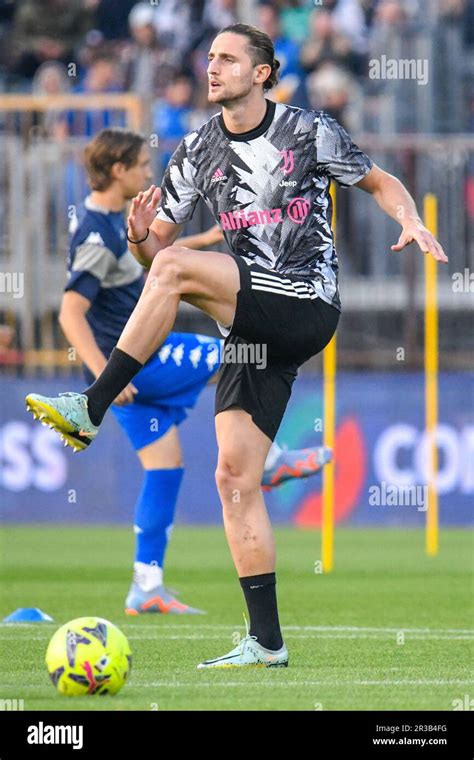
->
[45,616,132,696]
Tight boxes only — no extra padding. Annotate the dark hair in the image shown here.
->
[219,23,280,91]
[84,128,145,191]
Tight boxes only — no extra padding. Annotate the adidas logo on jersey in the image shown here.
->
[84,232,105,246]
[211,168,227,184]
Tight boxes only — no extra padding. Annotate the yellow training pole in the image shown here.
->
[424,193,439,556]
[322,183,337,572]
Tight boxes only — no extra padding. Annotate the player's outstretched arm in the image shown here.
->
[356,164,448,263]
[127,184,184,269]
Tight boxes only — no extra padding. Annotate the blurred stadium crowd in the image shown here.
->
[0,0,472,143]
[0,0,472,371]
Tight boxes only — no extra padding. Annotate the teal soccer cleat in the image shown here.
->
[25,392,99,452]
[197,620,288,669]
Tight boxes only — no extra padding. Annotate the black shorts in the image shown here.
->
[215,254,340,441]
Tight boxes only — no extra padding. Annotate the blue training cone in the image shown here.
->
[2,608,53,623]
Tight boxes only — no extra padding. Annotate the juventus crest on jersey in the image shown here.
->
[157,100,373,311]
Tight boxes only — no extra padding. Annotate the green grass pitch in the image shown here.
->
[0,526,472,711]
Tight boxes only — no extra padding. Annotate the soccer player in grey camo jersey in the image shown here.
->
[26,24,447,669]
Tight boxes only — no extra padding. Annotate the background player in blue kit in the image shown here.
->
[45,127,331,616]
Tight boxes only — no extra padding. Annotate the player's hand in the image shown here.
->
[113,383,138,406]
[128,185,161,241]
[202,224,224,246]
[391,220,448,263]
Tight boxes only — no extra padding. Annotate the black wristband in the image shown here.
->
[127,228,150,244]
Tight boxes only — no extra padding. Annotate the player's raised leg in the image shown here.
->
[117,246,239,363]
[26,247,240,447]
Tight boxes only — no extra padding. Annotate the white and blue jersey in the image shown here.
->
[65,197,222,450]
[67,197,145,361]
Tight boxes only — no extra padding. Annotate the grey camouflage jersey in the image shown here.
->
[156,100,373,310]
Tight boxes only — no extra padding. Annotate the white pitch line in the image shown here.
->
[3,623,472,634]
[136,679,474,688]
[355,680,474,686]
[287,626,474,634]
[122,625,474,634]
[1,633,472,642]
[174,636,468,642]
[3,679,473,690]
[128,634,473,641]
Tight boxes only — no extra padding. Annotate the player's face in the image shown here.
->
[120,145,153,199]
[207,33,264,104]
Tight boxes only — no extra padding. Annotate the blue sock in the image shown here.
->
[134,468,184,570]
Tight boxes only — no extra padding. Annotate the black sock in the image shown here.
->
[83,347,143,426]
[239,572,283,651]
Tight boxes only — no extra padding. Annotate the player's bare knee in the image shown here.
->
[215,462,260,504]
[147,248,182,291]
